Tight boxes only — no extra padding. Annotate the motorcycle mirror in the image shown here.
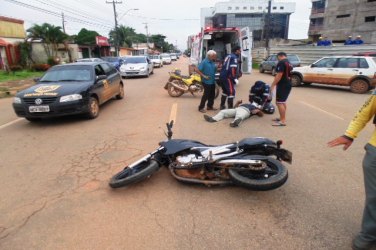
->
[277,140,283,148]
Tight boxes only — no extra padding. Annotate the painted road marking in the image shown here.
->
[299,101,345,120]
[169,103,178,123]
[0,118,24,130]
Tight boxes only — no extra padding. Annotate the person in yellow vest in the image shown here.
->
[328,94,376,250]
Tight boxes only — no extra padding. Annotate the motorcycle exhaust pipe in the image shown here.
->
[169,81,188,91]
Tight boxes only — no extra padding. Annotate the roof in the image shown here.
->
[0,16,24,24]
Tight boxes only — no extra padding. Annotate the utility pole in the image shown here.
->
[143,23,149,49]
[106,0,122,56]
[265,0,272,57]
[61,12,66,33]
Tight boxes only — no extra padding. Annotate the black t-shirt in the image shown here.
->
[276,59,292,87]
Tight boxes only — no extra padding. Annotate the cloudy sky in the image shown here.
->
[1,0,311,49]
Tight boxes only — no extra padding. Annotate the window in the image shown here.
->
[280,6,284,10]
[273,6,277,10]
[243,6,247,10]
[368,0,376,2]
[359,59,369,69]
[250,6,254,10]
[365,16,376,22]
[228,7,232,10]
[258,6,262,10]
[336,14,351,18]
[314,58,337,68]
[335,58,358,68]
[235,6,240,10]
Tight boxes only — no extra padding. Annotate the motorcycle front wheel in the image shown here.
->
[109,160,160,188]
[167,80,185,97]
[228,156,288,191]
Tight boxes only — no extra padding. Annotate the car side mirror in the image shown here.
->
[96,75,107,81]
[311,64,316,68]
[33,77,40,83]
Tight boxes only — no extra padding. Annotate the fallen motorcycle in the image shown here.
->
[109,121,292,191]
[164,69,220,98]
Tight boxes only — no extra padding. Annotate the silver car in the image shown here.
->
[149,55,163,68]
[119,56,154,78]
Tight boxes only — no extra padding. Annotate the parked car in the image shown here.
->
[76,58,103,62]
[119,56,154,78]
[259,54,301,75]
[12,62,124,121]
[161,54,172,65]
[170,53,178,61]
[291,56,376,94]
[149,55,163,68]
[101,56,123,70]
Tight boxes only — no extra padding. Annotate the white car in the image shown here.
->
[170,53,177,61]
[149,55,163,68]
[161,54,172,65]
[291,56,376,94]
[119,56,154,78]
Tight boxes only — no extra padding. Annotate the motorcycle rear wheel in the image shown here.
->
[109,160,160,188]
[167,81,184,97]
[228,156,288,191]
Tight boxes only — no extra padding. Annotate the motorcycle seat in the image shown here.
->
[181,75,191,79]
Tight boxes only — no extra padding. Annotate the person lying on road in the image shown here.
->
[203,100,263,127]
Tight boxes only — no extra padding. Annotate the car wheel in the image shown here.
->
[291,75,302,87]
[259,65,265,73]
[271,67,277,76]
[116,84,124,100]
[350,79,370,94]
[87,97,99,119]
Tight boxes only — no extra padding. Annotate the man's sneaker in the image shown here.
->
[198,109,206,113]
[352,235,375,250]
[204,115,217,123]
[230,118,242,127]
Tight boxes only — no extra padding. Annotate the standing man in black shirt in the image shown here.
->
[270,52,293,127]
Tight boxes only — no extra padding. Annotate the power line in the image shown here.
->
[4,0,113,30]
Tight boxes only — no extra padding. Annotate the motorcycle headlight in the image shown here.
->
[13,97,22,104]
[60,94,82,103]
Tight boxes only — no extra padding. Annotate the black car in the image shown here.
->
[259,54,301,75]
[13,62,124,122]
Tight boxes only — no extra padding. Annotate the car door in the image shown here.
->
[331,58,360,85]
[94,64,109,103]
[266,55,277,71]
[304,57,338,83]
[146,58,153,73]
[100,63,120,98]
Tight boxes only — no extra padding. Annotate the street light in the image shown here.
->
[118,8,139,21]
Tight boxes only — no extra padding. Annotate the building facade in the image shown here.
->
[309,0,376,43]
[0,16,26,69]
[201,0,295,41]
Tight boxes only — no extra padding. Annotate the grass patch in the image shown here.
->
[0,70,43,83]
[252,62,260,69]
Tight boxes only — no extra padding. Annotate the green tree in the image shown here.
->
[27,23,67,58]
[75,28,99,45]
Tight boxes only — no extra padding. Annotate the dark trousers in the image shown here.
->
[199,83,216,110]
[357,144,376,243]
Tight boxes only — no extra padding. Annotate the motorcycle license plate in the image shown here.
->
[29,105,50,113]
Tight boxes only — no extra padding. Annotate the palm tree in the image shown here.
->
[27,23,67,59]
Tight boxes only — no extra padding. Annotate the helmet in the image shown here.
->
[250,81,266,96]
[263,102,275,114]
[174,68,181,75]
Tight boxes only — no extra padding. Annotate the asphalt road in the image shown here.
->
[0,58,374,250]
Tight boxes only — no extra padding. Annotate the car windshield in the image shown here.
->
[124,57,146,64]
[161,55,170,58]
[150,55,159,59]
[287,55,299,61]
[40,66,93,82]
